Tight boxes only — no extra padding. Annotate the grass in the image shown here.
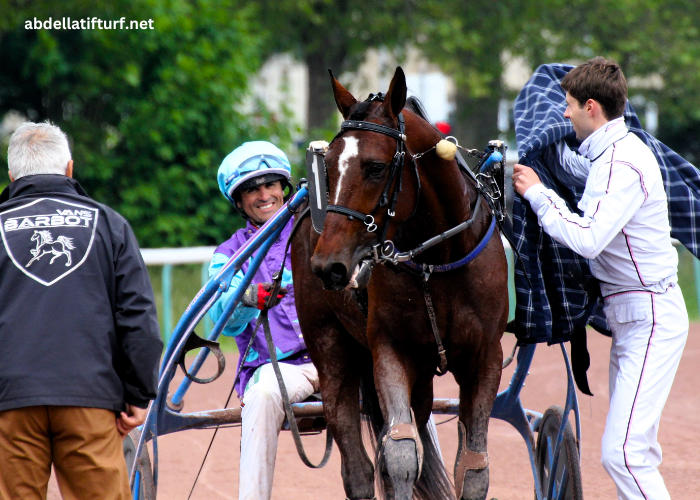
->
[146,245,700,353]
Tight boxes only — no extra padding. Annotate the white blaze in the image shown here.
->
[334,136,359,204]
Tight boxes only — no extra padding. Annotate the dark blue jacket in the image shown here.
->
[0,175,162,412]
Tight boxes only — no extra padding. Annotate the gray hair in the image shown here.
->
[7,122,72,180]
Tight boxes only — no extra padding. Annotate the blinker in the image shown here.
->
[305,141,329,233]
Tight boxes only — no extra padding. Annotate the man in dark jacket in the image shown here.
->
[0,122,163,500]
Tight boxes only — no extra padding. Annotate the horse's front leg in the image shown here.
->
[451,335,502,500]
[312,325,376,500]
[25,251,45,267]
[371,328,420,500]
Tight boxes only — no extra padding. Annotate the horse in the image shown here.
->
[26,230,75,267]
[290,66,509,500]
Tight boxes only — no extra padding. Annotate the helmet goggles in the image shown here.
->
[225,155,290,199]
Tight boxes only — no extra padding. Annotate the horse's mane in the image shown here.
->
[347,99,377,121]
[37,230,54,243]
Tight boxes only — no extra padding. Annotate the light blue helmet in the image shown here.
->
[217,141,292,205]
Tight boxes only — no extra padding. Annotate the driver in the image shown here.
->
[209,141,318,500]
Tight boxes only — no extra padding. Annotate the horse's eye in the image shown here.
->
[367,162,387,177]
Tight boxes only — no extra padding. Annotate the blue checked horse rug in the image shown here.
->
[512,63,700,344]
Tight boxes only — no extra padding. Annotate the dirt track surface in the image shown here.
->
[48,325,700,499]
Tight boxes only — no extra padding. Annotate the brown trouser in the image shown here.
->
[0,406,131,500]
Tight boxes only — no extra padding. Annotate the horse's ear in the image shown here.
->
[383,67,407,119]
[329,70,357,119]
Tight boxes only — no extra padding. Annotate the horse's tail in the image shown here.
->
[360,372,455,500]
[414,422,455,500]
[359,370,384,497]
[360,370,383,453]
[57,236,75,250]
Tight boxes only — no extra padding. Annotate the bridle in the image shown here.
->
[326,93,420,246]
[321,93,501,376]
[324,93,496,280]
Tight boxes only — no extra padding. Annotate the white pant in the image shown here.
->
[601,284,688,500]
[239,362,444,500]
[240,362,320,500]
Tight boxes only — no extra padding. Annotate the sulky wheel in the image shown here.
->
[535,405,583,500]
[123,428,156,500]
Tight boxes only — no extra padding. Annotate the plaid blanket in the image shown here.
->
[512,63,700,344]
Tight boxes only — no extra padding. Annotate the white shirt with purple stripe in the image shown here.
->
[525,116,688,500]
[523,116,678,297]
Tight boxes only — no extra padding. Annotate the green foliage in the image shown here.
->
[0,0,295,247]
[250,0,423,130]
[3,0,700,249]
[510,0,700,161]
[414,0,519,99]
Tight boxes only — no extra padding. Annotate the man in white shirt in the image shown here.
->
[512,57,688,500]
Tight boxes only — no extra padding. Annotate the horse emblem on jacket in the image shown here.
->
[26,230,75,267]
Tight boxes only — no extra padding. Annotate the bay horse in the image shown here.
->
[291,67,508,500]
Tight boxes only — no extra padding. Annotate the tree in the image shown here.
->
[0,0,293,247]
[406,0,527,150]
[252,0,422,132]
[512,0,700,161]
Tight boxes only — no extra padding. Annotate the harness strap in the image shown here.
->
[326,205,377,233]
[326,205,374,224]
[341,120,406,141]
[401,215,496,274]
[261,309,334,468]
[396,191,483,262]
[421,280,448,376]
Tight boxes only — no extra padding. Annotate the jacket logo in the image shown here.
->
[0,198,99,286]
[26,230,75,267]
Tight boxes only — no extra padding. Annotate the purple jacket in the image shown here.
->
[208,218,309,396]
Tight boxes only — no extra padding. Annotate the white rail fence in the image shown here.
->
[142,239,700,341]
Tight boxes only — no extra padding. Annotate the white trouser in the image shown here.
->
[239,362,444,500]
[601,284,688,500]
[240,362,320,500]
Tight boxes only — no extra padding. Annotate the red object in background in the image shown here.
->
[435,121,452,135]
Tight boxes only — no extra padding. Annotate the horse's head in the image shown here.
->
[31,230,41,241]
[311,67,420,290]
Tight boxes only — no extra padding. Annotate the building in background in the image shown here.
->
[249,50,661,154]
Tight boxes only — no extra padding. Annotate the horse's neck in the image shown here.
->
[395,113,482,261]
[400,160,479,263]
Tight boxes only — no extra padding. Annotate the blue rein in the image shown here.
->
[402,215,496,273]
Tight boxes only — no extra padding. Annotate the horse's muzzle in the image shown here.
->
[312,260,349,291]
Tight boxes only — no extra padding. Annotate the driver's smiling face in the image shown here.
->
[237,180,284,226]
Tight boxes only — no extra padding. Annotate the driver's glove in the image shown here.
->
[241,282,287,310]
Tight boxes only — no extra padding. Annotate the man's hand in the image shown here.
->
[512,163,543,196]
[117,404,148,439]
[241,282,288,310]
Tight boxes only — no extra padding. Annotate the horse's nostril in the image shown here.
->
[328,263,347,284]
